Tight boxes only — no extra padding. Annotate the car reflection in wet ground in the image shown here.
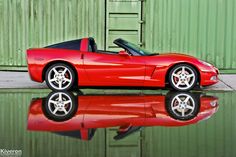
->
[0,89,235,157]
[28,91,218,141]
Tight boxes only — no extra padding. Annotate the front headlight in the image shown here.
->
[199,60,212,67]
[210,100,218,107]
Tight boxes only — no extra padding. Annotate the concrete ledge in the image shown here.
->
[218,75,236,90]
[0,71,234,91]
[0,71,47,89]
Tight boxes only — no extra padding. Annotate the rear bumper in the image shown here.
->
[26,49,44,83]
[200,67,219,86]
[28,64,44,83]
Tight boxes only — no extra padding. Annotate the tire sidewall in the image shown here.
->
[45,63,75,91]
[165,91,200,121]
[42,91,78,122]
[168,64,198,91]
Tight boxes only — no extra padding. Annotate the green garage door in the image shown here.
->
[106,0,143,51]
[106,128,142,157]
[106,1,143,156]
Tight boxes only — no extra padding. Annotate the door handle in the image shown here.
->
[81,54,84,59]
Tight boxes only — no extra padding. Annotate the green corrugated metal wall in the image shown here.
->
[142,92,236,157]
[0,90,106,157]
[0,0,236,71]
[0,0,105,67]
[144,0,236,70]
[1,90,236,157]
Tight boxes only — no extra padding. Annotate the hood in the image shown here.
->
[158,52,197,58]
[144,52,201,66]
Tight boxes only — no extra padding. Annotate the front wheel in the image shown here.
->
[45,63,75,91]
[165,92,200,121]
[168,64,198,91]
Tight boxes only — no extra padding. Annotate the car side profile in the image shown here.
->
[26,37,219,91]
[27,92,219,141]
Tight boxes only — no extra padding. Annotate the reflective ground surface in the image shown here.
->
[0,89,235,157]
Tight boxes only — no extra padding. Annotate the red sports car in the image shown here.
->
[26,38,219,91]
[27,92,218,140]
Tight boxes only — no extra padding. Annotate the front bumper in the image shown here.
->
[200,66,219,86]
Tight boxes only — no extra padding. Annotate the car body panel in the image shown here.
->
[83,52,146,86]
[27,93,218,131]
[26,37,219,88]
[27,92,219,141]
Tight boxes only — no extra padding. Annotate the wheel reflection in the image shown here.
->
[28,91,219,141]
[43,92,77,122]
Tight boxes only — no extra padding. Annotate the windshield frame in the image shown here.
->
[113,38,156,56]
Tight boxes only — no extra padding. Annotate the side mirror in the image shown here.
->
[118,50,129,56]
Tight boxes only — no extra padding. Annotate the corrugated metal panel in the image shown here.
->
[142,92,236,157]
[1,0,236,70]
[0,91,105,157]
[1,90,235,156]
[0,0,105,67]
[144,0,236,69]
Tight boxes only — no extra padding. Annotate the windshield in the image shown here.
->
[125,41,156,56]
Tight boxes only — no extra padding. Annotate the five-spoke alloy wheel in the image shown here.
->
[43,92,77,122]
[166,92,200,120]
[45,63,75,91]
[169,64,198,91]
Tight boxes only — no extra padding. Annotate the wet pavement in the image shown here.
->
[0,89,236,157]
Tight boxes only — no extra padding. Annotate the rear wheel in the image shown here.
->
[168,64,198,91]
[45,63,75,91]
[43,92,77,122]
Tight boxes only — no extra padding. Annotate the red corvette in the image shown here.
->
[27,92,218,140]
[26,37,219,91]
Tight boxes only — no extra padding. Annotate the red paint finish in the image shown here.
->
[26,38,219,88]
[80,38,89,52]
[82,52,145,86]
[27,93,219,140]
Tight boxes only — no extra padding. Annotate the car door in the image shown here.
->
[81,95,146,129]
[82,52,145,86]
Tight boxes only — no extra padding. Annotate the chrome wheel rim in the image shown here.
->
[171,93,195,117]
[47,92,73,117]
[48,65,72,90]
[171,66,195,90]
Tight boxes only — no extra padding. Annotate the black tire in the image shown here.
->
[165,92,200,121]
[168,64,198,91]
[45,63,75,91]
[42,92,78,122]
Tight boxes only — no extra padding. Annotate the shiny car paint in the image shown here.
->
[27,92,219,140]
[26,38,219,88]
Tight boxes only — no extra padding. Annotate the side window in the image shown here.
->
[127,49,141,56]
[88,45,92,52]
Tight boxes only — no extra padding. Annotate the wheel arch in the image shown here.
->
[42,60,78,83]
[165,62,201,85]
